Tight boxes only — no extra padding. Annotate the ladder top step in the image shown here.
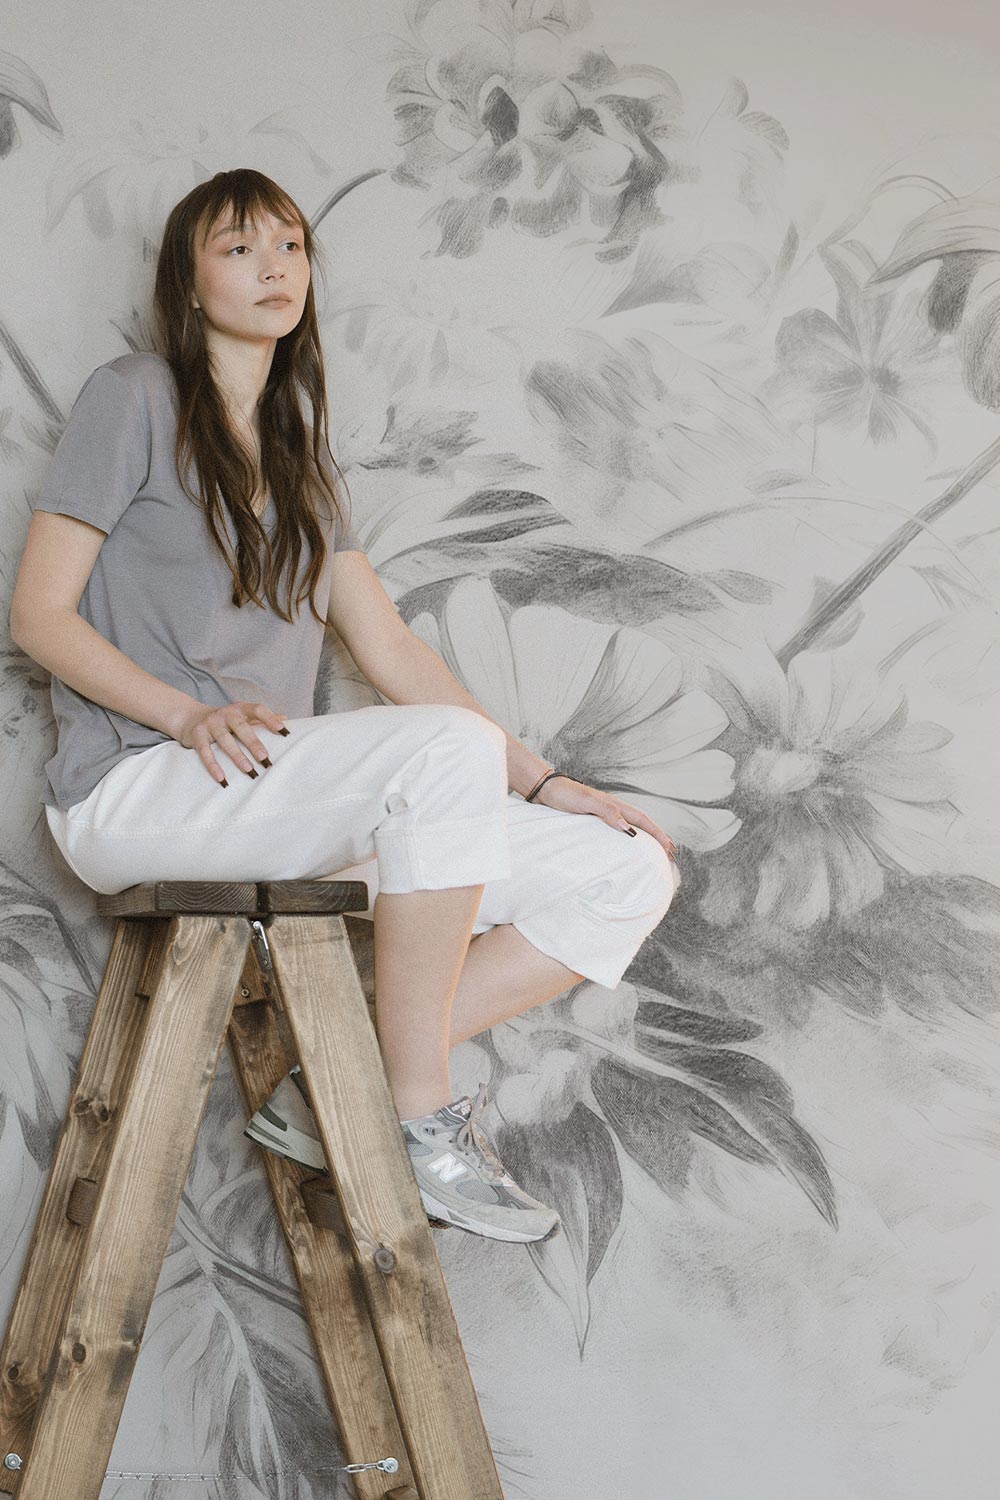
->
[96,879,370,918]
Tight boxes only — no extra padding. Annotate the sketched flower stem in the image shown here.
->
[0,316,63,423]
[776,429,1000,666]
[309,167,386,232]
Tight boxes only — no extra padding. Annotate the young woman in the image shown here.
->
[11,169,681,1246]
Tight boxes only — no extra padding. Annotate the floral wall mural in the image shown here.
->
[3,0,1000,1495]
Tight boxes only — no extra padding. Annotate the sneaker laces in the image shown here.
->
[452,1082,508,1182]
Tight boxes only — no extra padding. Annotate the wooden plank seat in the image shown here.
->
[0,880,506,1500]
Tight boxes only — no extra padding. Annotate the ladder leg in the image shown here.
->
[7,914,250,1500]
[228,941,419,1500]
[0,916,161,1491]
[265,913,506,1500]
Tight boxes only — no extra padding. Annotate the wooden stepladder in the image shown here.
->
[0,880,507,1500]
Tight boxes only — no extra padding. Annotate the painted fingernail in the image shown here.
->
[279,727,290,736]
[624,826,637,836]
[260,756,272,768]
[219,778,228,788]
[247,767,258,779]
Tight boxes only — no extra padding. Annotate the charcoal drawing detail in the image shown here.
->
[3,2,999,1494]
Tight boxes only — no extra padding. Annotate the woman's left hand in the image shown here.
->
[530,774,678,862]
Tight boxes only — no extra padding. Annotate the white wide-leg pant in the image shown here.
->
[44,703,680,989]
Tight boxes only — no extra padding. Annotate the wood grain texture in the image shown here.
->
[7,914,249,1500]
[95,879,371,918]
[0,918,154,1492]
[227,935,418,1500]
[267,912,506,1500]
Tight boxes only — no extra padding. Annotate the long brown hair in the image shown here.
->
[152,169,351,624]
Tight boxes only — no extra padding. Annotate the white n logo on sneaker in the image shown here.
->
[428,1151,468,1183]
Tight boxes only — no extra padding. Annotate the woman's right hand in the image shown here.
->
[174,700,290,787]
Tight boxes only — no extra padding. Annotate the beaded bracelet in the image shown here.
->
[524,769,567,803]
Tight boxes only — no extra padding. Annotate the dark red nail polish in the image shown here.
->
[261,756,272,768]
[279,726,290,736]
[220,778,228,788]
[247,767,258,779]
[625,827,636,836]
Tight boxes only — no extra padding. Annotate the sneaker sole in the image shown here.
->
[416,1187,562,1244]
[244,1116,326,1171]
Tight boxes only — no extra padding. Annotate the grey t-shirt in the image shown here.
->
[32,351,363,811]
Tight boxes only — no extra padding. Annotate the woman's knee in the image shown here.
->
[425,705,508,778]
[583,828,680,921]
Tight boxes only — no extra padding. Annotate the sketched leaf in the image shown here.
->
[634,998,764,1046]
[590,1060,697,1196]
[489,543,718,622]
[871,195,1000,285]
[746,467,824,493]
[956,258,1000,409]
[0,49,61,157]
[700,568,776,604]
[797,575,866,650]
[830,872,1000,1024]
[44,150,118,233]
[496,1102,623,1354]
[439,486,568,543]
[0,1110,41,1279]
[598,1036,839,1227]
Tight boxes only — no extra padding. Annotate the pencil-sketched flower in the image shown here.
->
[764,241,953,452]
[0,49,61,159]
[670,75,789,222]
[697,643,959,930]
[869,193,1000,411]
[386,0,688,258]
[44,104,330,239]
[410,573,739,848]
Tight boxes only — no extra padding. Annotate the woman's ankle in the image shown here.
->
[393,1086,455,1122]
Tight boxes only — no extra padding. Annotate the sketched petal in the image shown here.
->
[0,49,60,134]
[771,307,863,394]
[559,628,683,741]
[437,575,520,727]
[607,747,736,801]
[957,258,1000,409]
[44,151,117,233]
[508,605,611,740]
[872,195,1000,284]
[610,790,741,850]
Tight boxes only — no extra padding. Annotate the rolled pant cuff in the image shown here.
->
[374,812,512,893]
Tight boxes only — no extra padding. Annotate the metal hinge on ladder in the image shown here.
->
[249,917,273,972]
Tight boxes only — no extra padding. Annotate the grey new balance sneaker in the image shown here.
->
[245,1069,561,1244]
[401,1082,562,1244]
[244,1067,326,1171]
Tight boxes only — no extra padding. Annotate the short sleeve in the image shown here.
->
[32,364,151,536]
[316,443,364,554]
[333,506,364,554]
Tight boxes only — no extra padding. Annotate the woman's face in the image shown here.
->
[190,206,311,346]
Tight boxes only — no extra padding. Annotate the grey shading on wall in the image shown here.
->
[2,1,999,1496]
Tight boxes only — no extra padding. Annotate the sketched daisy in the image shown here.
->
[763,240,955,457]
[387,0,688,257]
[409,573,739,848]
[696,642,959,930]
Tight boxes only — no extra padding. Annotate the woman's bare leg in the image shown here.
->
[372,885,485,1119]
[447,925,584,1047]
